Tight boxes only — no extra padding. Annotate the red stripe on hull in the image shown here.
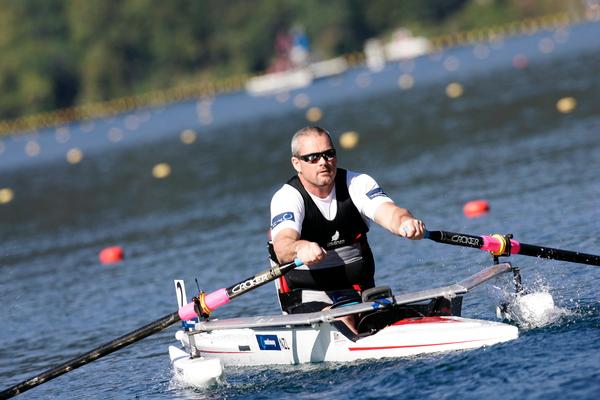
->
[392,316,459,325]
[348,337,502,352]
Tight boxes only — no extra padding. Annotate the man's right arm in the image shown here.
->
[272,228,326,266]
[271,185,326,266]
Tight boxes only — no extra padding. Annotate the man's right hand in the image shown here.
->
[296,242,327,266]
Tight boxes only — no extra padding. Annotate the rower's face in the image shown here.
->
[291,134,337,190]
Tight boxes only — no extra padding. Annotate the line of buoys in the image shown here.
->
[180,129,198,144]
[463,199,490,218]
[397,73,414,90]
[446,82,464,98]
[556,97,577,113]
[66,148,83,164]
[152,163,171,179]
[339,131,360,149]
[293,93,310,109]
[0,188,14,204]
[512,54,529,69]
[305,107,322,122]
[99,246,124,264]
[0,10,588,137]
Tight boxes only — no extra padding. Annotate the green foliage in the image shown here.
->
[0,0,579,120]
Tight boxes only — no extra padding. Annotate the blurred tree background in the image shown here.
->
[0,0,582,120]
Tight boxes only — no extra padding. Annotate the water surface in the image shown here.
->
[1,21,599,400]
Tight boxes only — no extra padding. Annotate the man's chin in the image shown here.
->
[316,175,334,186]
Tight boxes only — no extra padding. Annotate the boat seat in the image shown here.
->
[355,296,464,334]
[361,286,392,302]
[356,306,423,334]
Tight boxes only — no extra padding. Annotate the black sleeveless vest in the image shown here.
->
[282,168,376,292]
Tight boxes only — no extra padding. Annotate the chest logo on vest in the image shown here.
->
[327,230,345,248]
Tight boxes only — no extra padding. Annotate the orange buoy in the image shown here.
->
[99,246,124,264]
[463,200,490,218]
[512,54,528,70]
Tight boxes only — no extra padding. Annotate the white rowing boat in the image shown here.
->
[169,263,520,386]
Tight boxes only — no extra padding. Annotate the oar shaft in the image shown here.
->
[178,259,303,320]
[517,243,600,266]
[425,230,600,266]
[225,259,301,300]
[0,311,180,399]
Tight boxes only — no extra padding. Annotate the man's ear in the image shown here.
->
[291,156,302,173]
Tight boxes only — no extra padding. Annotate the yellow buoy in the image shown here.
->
[180,129,197,144]
[538,38,554,54]
[556,97,576,114]
[306,107,322,122]
[0,188,14,204]
[293,93,310,109]
[108,127,123,143]
[398,74,414,90]
[276,92,290,103]
[124,115,140,131]
[446,82,464,98]
[66,148,83,164]
[25,140,41,157]
[152,163,171,179]
[55,127,70,143]
[339,131,359,149]
[443,56,460,71]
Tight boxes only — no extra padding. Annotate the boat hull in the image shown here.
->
[181,316,518,366]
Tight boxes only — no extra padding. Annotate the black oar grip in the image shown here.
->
[424,230,484,249]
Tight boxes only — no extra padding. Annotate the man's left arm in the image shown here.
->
[347,171,425,240]
[373,202,425,240]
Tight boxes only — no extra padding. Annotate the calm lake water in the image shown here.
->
[1,21,599,400]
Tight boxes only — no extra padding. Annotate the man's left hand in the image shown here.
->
[399,218,425,240]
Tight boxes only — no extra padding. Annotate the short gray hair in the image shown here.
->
[290,126,333,156]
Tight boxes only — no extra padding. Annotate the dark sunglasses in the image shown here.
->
[297,149,337,163]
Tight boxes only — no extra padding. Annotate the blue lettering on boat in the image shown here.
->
[256,334,282,351]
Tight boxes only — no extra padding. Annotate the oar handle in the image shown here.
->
[425,230,600,266]
[178,259,303,320]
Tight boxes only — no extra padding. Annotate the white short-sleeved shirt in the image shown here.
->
[270,170,393,240]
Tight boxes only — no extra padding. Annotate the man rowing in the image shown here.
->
[269,126,425,317]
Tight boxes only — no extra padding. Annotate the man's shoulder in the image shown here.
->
[345,169,376,186]
[271,183,302,202]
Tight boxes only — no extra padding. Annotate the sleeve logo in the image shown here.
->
[366,187,387,199]
[271,211,295,229]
